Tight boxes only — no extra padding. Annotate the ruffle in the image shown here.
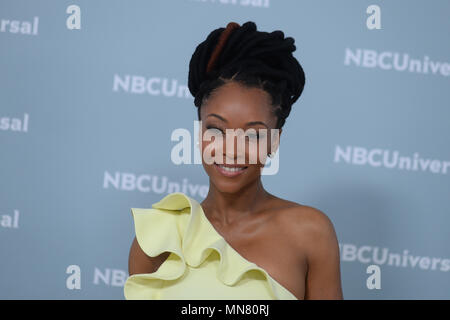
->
[124,192,298,300]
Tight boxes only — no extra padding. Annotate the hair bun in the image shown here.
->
[188,21,305,128]
[206,22,241,74]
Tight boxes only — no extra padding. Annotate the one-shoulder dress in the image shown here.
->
[124,192,298,300]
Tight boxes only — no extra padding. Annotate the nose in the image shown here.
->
[223,132,246,164]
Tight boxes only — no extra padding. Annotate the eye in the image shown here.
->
[245,129,266,141]
[205,125,224,135]
[245,132,259,140]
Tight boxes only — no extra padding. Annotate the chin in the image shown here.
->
[210,179,245,194]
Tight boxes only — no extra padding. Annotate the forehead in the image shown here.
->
[200,82,276,127]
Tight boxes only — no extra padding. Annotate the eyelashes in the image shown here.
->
[205,125,265,140]
[205,125,224,134]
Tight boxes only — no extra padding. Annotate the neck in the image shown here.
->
[201,178,270,226]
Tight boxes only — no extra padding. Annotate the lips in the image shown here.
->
[214,162,248,177]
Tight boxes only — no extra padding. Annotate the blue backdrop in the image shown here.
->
[1,0,449,299]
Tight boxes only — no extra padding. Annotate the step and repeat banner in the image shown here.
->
[1,0,449,299]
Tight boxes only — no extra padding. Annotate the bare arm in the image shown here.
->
[303,208,343,300]
[128,236,170,276]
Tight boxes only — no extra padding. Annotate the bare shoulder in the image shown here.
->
[270,197,335,230]
[269,197,339,251]
[265,196,343,299]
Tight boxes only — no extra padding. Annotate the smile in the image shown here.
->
[214,163,248,177]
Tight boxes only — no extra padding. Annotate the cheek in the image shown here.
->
[200,140,270,166]
[247,138,271,166]
[200,140,217,165]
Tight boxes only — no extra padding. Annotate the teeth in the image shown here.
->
[218,165,245,172]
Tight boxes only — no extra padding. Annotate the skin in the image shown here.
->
[129,80,343,300]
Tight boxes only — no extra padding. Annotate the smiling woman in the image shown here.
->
[125,21,343,300]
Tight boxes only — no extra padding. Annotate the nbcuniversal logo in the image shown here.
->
[344,48,450,77]
[334,145,450,175]
[112,74,192,98]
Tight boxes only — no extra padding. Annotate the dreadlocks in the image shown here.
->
[188,21,306,129]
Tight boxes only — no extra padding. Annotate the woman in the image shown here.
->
[124,21,343,300]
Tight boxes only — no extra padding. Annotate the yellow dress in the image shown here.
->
[124,192,298,300]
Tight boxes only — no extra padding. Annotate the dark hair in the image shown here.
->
[188,21,306,129]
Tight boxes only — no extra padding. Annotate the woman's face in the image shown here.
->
[199,81,281,194]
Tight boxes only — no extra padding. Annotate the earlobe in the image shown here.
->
[269,128,281,155]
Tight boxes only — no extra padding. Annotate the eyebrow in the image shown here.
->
[206,113,269,129]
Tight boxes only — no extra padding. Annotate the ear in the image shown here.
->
[269,128,282,155]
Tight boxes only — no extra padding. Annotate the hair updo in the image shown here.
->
[188,21,306,129]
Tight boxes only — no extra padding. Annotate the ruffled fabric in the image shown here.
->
[124,192,298,300]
